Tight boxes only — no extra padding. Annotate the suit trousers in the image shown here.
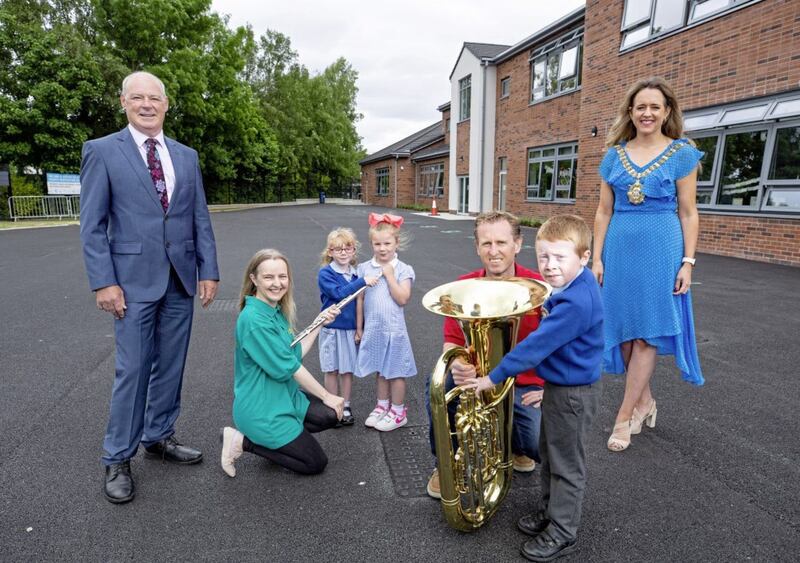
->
[102,269,194,465]
[538,380,601,541]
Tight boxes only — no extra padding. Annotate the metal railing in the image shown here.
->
[8,195,81,220]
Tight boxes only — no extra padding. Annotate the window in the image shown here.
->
[688,123,800,212]
[526,142,578,202]
[621,0,761,50]
[530,28,583,102]
[375,168,389,196]
[419,163,445,197]
[717,130,767,207]
[500,77,511,98]
[692,135,719,204]
[459,76,471,121]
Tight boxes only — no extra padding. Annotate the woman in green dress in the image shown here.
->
[221,248,344,476]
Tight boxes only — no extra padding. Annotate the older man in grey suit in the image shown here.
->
[80,71,219,503]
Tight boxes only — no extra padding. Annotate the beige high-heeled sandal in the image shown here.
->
[630,400,657,435]
[607,419,632,452]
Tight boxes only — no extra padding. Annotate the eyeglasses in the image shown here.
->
[329,246,354,254]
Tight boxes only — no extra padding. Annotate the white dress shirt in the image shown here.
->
[127,124,176,200]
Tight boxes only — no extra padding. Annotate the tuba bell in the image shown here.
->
[422,277,550,531]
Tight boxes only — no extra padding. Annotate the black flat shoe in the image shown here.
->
[518,510,550,537]
[104,461,134,504]
[144,436,202,464]
[520,531,577,562]
[340,408,355,426]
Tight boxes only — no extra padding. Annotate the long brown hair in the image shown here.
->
[606,76,685,147]
[238,248,296,329]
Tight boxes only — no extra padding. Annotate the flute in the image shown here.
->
[290,274,381,347]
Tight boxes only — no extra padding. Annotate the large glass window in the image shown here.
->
[459,76,471,121]
[686,93,800,214]
[621,0,761,50]
[717,130,767,208]
[530,28,583,102]
[418,163,445,197]
[526,142,578,202]
[375,167,389,196]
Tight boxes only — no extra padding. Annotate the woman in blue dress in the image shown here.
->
[592,77,704,452]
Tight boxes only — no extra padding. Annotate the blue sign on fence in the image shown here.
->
[46,173,81,195]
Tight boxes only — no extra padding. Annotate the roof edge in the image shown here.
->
[491,6,586,64]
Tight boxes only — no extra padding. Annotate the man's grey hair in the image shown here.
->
[121,71,167,97]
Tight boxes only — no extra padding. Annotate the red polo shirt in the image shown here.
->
[442,264,545,387]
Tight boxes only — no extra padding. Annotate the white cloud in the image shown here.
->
[211,0,585,153]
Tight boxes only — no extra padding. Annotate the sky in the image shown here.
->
[210,0,586,154]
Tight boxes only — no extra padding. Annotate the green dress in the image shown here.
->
[233,296,309,449]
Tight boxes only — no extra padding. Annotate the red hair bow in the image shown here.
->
[368,212,404,228]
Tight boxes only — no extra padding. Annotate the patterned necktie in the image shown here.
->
[145,138,169,212]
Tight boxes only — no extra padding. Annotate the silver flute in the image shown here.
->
[290,274,381,347]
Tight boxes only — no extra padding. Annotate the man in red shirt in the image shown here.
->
[427,211,546,499]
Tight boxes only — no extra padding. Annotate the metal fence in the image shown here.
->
[8,195,80,220]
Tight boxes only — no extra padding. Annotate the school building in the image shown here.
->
[359,0,800,266]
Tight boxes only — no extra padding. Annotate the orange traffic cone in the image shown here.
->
[430,198,438,216]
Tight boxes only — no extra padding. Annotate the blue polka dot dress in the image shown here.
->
[355,258,417,379]
[598,138,704,385]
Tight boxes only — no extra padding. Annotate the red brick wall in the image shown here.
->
[580,0,800,265]
[494,41,583,222]
[360,157,413,208]
[456,120,470,175]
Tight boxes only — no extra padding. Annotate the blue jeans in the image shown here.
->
[425,370,541,464]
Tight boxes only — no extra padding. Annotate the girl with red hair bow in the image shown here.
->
[356,213,417,431]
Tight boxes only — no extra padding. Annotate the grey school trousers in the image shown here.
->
[538,380,601,541]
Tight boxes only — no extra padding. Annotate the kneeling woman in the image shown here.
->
[221,248,344,476]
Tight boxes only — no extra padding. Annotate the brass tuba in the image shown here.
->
[422,277,550,531]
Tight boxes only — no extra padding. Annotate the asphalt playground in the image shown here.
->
[1,203,798,562]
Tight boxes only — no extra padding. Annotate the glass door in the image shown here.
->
[498,157,507,210]
[458,176,469,214]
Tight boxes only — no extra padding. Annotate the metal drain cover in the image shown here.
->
[379,425,434,498]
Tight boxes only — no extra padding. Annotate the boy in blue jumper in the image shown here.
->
[465,214,603,562]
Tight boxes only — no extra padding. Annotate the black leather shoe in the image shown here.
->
[104,461,134,504]
[518,510,550,537]
[340,407,355,426]
[144,436,203,464]
[520,531,577,562]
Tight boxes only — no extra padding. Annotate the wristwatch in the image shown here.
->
[681,257,696,266]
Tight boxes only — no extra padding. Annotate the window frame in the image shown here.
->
[375,167,390,196]
[525,141,579,203]
[529,27,584,104]
[687,118,800,214]
[500,77,511,99]
[459,75,471,122]
[418,162,445,197]
[620,0,764,52]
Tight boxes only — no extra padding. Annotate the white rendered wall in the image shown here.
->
[448,50,496,214]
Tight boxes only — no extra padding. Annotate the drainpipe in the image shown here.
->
[394,155,399,208]
[479,58,489,213]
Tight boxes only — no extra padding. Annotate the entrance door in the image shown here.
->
[498,157,507,210]
[458,176,469,214]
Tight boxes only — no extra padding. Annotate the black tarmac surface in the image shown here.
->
[1,204,798,562]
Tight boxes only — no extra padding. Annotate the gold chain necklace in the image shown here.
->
[614,142,685,204]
